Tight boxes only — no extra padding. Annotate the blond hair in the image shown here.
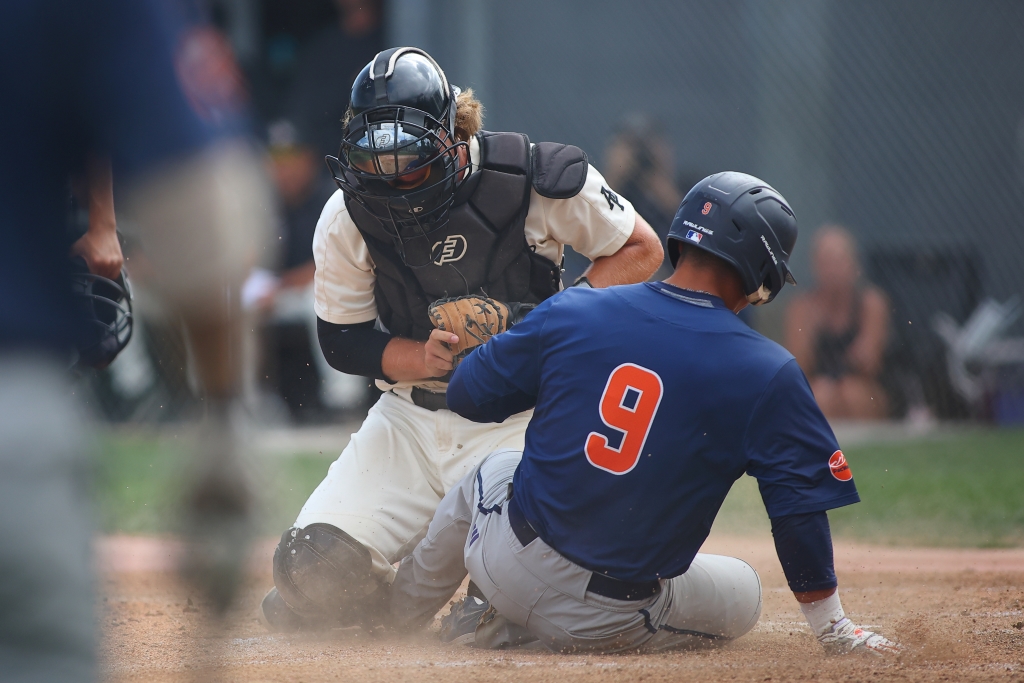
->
[454,88,484,141]
[340,88,484,143]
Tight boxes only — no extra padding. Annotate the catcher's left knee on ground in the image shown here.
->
[271,523,386,627]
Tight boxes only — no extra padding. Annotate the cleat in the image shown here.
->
[439,595,489,646]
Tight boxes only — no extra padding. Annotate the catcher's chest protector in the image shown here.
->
[348,130,588,340]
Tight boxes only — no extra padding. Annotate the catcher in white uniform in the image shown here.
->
[260,47,663,630]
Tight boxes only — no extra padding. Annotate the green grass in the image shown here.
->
[92,434,337,537]
[93,427,1024,547]
[93,434,185,535]
[261,453,338,535]
[712,428,1024,547]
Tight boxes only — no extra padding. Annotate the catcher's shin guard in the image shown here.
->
[272,523,386,627]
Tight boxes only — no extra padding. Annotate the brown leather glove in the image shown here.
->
[427,295,512,368]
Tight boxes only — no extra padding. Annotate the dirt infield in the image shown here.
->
[100,534,1024,682]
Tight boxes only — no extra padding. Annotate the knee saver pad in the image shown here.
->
[272,524,381,618]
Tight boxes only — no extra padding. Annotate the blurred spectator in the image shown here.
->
[245,119,368,420]
[602,113,683,279]
[785,225,890,420]
[287,0,383,158]
[265,119,328,283]
[241,0,339,127]
[562,113,678,284]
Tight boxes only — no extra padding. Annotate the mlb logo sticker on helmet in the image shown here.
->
[685,229,702,244]
[829,450,853,481]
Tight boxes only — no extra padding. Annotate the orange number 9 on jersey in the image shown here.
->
[584,363,664,475]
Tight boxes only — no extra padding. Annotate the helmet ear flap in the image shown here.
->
[666,236,682,267]
[742,259,771,306]
[746,285,771,305]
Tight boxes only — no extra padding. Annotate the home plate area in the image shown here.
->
[98,533,1024,682]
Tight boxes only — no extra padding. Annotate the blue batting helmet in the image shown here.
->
[666,171,798,305]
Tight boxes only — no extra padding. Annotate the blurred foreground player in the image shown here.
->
[391,172,901,655]
[0,2,269,680]
[260,47,662,631]
[67,156,134,371]
[69,157,124,282]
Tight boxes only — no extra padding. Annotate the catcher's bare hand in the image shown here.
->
[424,329,459,377]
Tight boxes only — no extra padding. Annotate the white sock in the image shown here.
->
[799,591,846,637]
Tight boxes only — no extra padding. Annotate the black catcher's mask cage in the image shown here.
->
[70,264,134,369]
[326,48,471,268]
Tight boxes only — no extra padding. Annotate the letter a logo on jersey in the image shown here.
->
[584,364,664,475]
[829,450,853,481]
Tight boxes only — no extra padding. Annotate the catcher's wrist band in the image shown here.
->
[572,276,593,288]
[316,317,391,380]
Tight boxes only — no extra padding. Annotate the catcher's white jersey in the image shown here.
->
[297,138,639,581]
[311,136,636,355]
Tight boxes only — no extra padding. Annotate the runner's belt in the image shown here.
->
[506,494,662,601]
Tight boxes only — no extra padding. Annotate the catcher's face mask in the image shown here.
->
[346,120,443,187]
[327,47,471,268]
[327,105,469,268]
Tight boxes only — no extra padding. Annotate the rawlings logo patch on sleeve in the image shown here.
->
[829,450,853,481]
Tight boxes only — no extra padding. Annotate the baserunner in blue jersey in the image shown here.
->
[389,172,900,655]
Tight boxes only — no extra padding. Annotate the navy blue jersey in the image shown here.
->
[0,0,245,351]
[450,282,859,582]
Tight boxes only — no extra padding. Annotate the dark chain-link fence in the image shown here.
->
[81,0,1024,425]
[398,0,1024,422]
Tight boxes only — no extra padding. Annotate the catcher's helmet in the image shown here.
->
[666,172,798,305]
[69,257,133,369]
[326,47,468,267]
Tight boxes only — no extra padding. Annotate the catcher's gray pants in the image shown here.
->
[392,449,762,652]
[0,355,94,682]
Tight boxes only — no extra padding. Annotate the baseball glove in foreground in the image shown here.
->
[428,295,511,368]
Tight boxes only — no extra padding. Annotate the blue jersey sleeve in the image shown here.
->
[446,299,551,423]
[745,359,860,518]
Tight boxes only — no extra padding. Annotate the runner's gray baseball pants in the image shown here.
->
[392,449,762,652]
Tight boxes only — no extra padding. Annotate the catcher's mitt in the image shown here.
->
[428,295,511,367]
